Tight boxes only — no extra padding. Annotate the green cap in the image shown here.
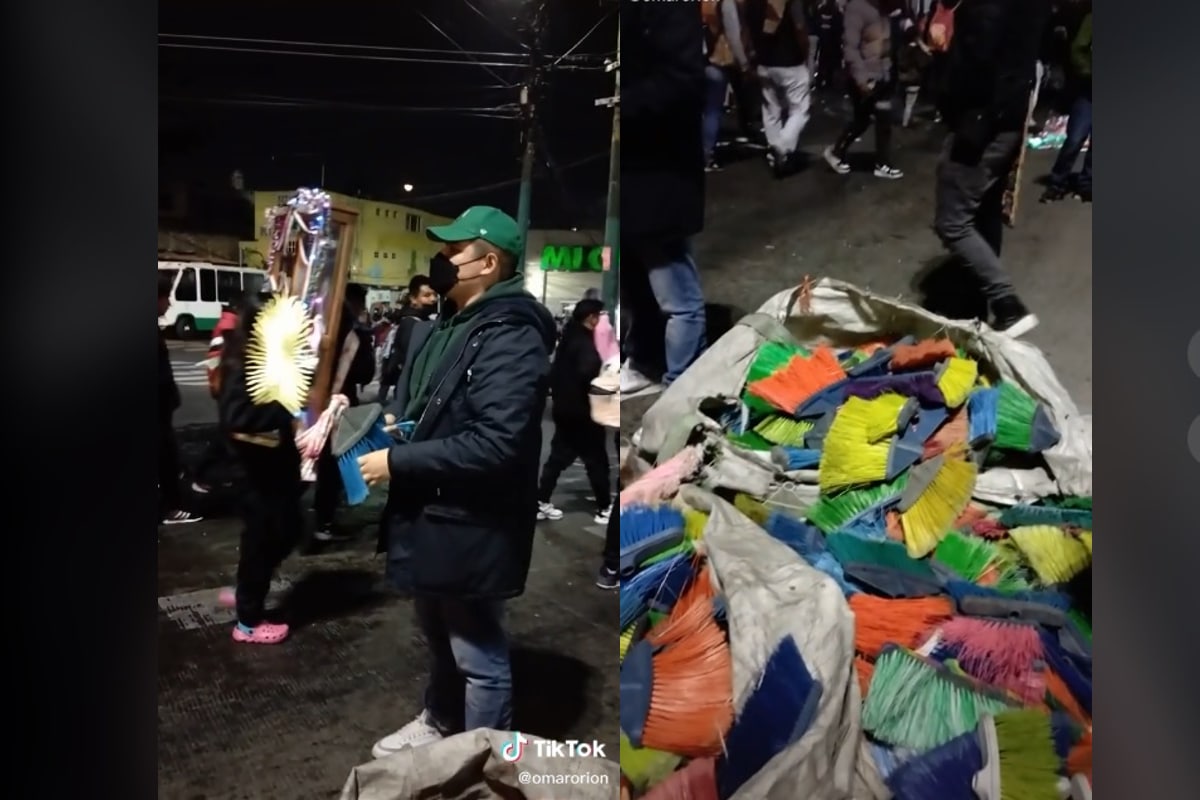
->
[426,205,523,257]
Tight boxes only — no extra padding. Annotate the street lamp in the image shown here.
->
[403,184,414,192]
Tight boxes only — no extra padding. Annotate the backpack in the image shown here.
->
[924,1,958,54]
[347,326,376,386]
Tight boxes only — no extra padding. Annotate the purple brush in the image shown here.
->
[845,372,945,407]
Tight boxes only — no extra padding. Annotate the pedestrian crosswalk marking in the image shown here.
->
[171,360,211,387]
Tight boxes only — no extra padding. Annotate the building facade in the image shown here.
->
[522,228,608,316]
[244,191,452,289]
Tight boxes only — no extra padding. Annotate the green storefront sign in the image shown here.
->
[540,245,607,273]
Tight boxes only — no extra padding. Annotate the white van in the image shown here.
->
[158,261,269,338]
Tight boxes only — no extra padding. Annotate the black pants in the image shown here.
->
[726,66,760,136]
[834,81,893,166]
[816,35,841,88]
[538,418,611,512]
[158,412,181,515]
[234,442,303,626]
[603,494,619,572]
[313,439,343,527]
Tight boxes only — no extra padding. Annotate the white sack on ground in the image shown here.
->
[641,278,1092,502]
[681,486,889,800]
[339,729,618,800]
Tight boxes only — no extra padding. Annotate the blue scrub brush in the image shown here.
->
[331,403,396,505]
[764,512,858,595]
[886,730,984,800]
[619,505,686,577]
[770,446,822,471]
[967,387,999,446]
[619,553,693,629]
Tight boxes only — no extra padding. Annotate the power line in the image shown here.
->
[416,9,518,87]
[159,95,520,118]
[158,42,529,68]
[159,33,527,60]
[403,150,608,204]
[550,10,616,69]
[457,0,530,52]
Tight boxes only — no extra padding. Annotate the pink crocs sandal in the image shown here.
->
[232,622,289,644]
[217,587,236,609]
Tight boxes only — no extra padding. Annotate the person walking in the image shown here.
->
[745,0,815,177]
[1040,5,1091,203]
[159,275,201,525]
[621,0,709,395]
[932,0,1049,337]
[536,299,613,526]
[824,0,904,179]
[358,206,556,756]
[380,275,438,402]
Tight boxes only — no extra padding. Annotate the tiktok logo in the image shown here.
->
[500,732,529,763]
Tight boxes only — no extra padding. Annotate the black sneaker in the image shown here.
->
[1075,187,1092,203]
[1039,186,1067,204]
[313,524,351,542]
[990,295,1039,338]
[595,566,619,590]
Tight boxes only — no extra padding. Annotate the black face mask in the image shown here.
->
[429,253,485,297]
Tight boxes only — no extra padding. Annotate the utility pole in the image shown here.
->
[516,1,547,263]
[596,25,620,320]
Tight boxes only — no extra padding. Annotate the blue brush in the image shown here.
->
[944,580,1073,627]
[765,512,859,595]
[885,730,984,800]
[803,409,838,449]
[1050,711,1082,763]
[794,377,850,419]
[619,553,692,629]
[645,559,694,615]
[1039,629,1092,716]
[619,505,686,577]
[869,743,910,780]
[331,403,396,506]
[717,635,823,799]
[834,503,890,542]
[770,445,822,471]
[618,639,656,747]
[846,338,915,378]
[967,387,999,446]
[998,504,1092,529]
[886,405,951,478]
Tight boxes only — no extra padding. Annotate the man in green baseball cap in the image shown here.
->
[356,204,557,755]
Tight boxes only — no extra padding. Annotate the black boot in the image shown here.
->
[990,295,1039,338]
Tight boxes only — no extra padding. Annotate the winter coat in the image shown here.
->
[842,0,892,87]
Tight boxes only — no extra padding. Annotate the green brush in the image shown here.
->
[805,472,909,533]
[619,733,682,792]
[641,539,694,568]
[755,415,816,446]
[863,646,1019,752]
[998,504,1092,529]
[934,531,1024,588]
[825,534,942,597]
[973,711,1061,800]
[727,430,774,451]
[994,382,1061,453]
[1048,496,1092,511]
[747,341,809,384]
[1067,610,1092,642]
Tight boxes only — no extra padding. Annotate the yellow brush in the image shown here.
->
[1008,526,1091,584]
[936,357,979,408]
[734,493,770,526]
[1078,531,1092,555]
[683,508,709,540]
[897,453,978,558]
[620,624,635,662]
[755,415,815,446]
[819,395,918,492]
[244,295,317,415]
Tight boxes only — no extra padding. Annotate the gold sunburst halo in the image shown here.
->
[245,295,318,415]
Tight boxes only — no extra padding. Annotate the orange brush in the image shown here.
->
[641,758,718,800]
[746,345,846,414]
[885,510,905,542]
[923,407,969,459]
[890,338,957,370]
[848,594,955,658]
[1067,728,1092,783]
[1045,668,1091,726]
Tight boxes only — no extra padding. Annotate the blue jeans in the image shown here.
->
[624,239,707,385]
[1048,95,1092,192]
[415,596,511,732]
[703,64,729,163]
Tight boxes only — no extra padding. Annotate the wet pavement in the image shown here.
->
[158,420,618,799]
[623,95,1092,439]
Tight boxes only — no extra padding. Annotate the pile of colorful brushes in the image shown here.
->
[620,336,1093,799]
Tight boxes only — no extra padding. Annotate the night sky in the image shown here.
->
[159,0,616,229]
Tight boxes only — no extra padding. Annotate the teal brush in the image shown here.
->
[998,505,1092,529]
[332,403,396,505]
[805,472,909,533]
[825,534,942,598]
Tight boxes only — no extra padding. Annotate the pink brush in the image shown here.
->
[619,445,704,509]
[297,394,349,481]
[593,313,620,365]
[936,617,1044,699]
[968,518,1010,540]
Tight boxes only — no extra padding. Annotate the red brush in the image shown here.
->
[936,617,1044,699]
[642,758,717,800]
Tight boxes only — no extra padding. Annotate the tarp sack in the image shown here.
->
[339,729,619,800]
[639,279,1092,504]
[680,485,889,800]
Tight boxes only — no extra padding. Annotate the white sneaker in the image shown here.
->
[371,711,445,759]
[594,506,612,525]
[620,363,663,398]
[823,146,851,175]
[538,501,564,521]
[873,164,904,180]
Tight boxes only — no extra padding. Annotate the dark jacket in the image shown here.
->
[745,0,811,68]
[379,292,557,600]
[381,304,427,386]
[1069,11,1091,100]
[939,0,1050,134]
[549,321,603,424]
[621,0,707,244]
[217,359,300,476]
[158,328,180,418]
[842,0,892,87]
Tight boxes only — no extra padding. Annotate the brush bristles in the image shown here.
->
[621,625,635,662]
[891,338,957,370]
[805,473,909,533]
[863,393,911,441]
[1008,526,1092,584]
[849,594,955,658]
[863,647,1012,751]
[923,408,970,459]
[641,615,734,757]
[1078,531,1092,555]
[747,346,846,414]
[936,617,1044,696]
[683,509,709,540]
[754,415,815,446]
[934,531,1020,587]
[244,295,317,415]
[900,457,977,558]
[734,493,770,526]
[936,357,978,408]
[994,381,1039,451]
[819,396,894,492]
[992,710,1062,800]
[746,342,806,385]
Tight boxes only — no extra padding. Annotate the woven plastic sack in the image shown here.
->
[589,364,620,429]
[679,485,889,800]
[339,729,618,800]
[638,278,1092,504]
